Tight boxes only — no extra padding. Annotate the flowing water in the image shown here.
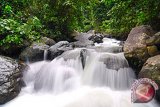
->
[2,38,159,107]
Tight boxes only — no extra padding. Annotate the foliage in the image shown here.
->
[0,17,42,49]
[94,0,160,36]
[0,0,160,50]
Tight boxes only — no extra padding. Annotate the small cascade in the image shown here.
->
[44,50,48,60]
[3,38,159,107]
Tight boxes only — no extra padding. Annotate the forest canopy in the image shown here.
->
[0,0,160,49]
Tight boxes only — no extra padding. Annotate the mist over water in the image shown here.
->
[3,38,159,107]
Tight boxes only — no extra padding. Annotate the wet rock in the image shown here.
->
[147,45,159,56]
[72,41,94,48]
[139,55,160,86]
[124,25,159,71]
[48,41,73,59]
[19,43,49,62]
[73,33,94,48]
[74,33,93,41]
[138,55,160,102]
[87,30,95,35]
[40,37,56,46]
[80,49,88,68]
[88,34,104,43]
[146,32,160,45]
[0,55,23,104]
[156,89,160,103]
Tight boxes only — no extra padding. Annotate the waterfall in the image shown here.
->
[3,38,159,107]
[44,50,48,60]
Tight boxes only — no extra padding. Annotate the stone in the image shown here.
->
[124,25,157,70]
[138,55,160,102]
[73,33,94,48]
[40,37,56,46]
[74,33,93,41]
[0,55,24,104]
[146,32,160,46]
[88,34,104,43]
[156,89,160,103]
[80,49,88,68]
[71,30,80,37]
[72,41,94,48]
[19,43,49,62]
[139,55,160,86]
[147,45,159,56]
[87,30,95,35]
[48,41,73,59]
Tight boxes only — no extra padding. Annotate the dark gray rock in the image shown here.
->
[156,89,160,103]
[48,41,73,59]
[80,49,88,68]
[0,56,23,104]
[88,34,104,43]
[19,43,49,62]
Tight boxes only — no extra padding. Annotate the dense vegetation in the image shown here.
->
[0,0,160,51]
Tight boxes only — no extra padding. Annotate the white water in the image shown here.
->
[2,38,159,107]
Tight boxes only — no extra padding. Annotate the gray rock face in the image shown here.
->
[80,49,88,68]
[0,56,23,104]
[156,89,160,102]
[48,41,73,59]
[72,41,94,48]
[73,33,94,47]
[19,43,49,62]
[124,25,159,71]
[88,34,104,43]
[138,55,160,102]
[40,37,56,46]
[139,55,160,86]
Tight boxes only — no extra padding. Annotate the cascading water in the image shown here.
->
[2,38,159,107]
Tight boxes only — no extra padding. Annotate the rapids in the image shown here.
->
[2,38,159,107]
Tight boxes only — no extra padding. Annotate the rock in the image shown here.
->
[48,41,73,59]
[156,89,160,103]
[146,32,160,45]
[124,25,159,71]
[74,33,93,41]
[19,43,49,62]
[40,37,56,46]
[72,41,94,48]
[0,55,23,104]
[147,45,159,56]
[80,49,88,68]
[71,30,80,37]
[73,33,94,47]
[138,55,160,102]
[87,30,95,35]
[139,55,160,86]
[88,34,104,43]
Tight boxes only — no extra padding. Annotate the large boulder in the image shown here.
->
[138,55,160,86]
[0,56,23,104]
[124,25,159,71]
[88,34,104,43]
[73,33,94,47]
[19,43,49,62]
[48,41,73,59]
[72,40,94,48]
[40,37,56,46]
[138,55,160,102]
